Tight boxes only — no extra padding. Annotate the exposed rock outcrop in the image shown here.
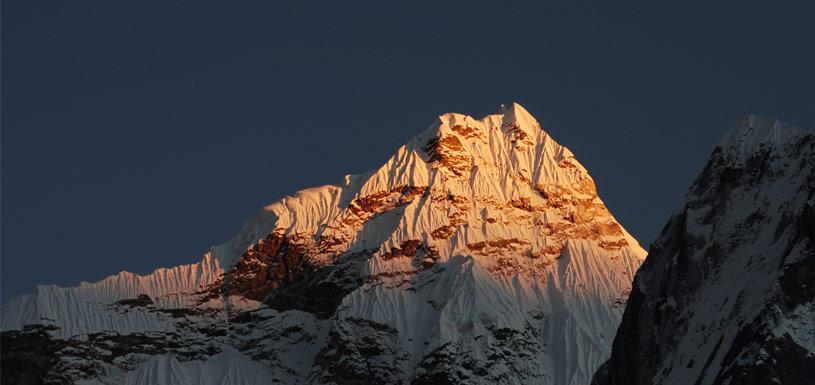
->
[593,116,815,385]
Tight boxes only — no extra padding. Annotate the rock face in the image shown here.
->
[593,116,815,385]
[1,103,645,385]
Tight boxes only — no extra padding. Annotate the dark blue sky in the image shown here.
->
[2,1,813,300]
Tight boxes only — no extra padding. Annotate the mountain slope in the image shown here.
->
[592,116,815,385]
[2,103,645,385]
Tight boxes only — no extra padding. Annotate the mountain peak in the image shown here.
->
[435,102,541,136]
[424,103,595,189]
[502,102,540,132]
[595,114,815,385]
[719,114,809,161]
[2,103,646,385]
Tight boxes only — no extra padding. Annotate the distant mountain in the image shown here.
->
[1,103,645,385]
[593,116,815,385]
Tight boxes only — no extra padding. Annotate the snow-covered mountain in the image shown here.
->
[2,103,646,385]
[592,116,815,385]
